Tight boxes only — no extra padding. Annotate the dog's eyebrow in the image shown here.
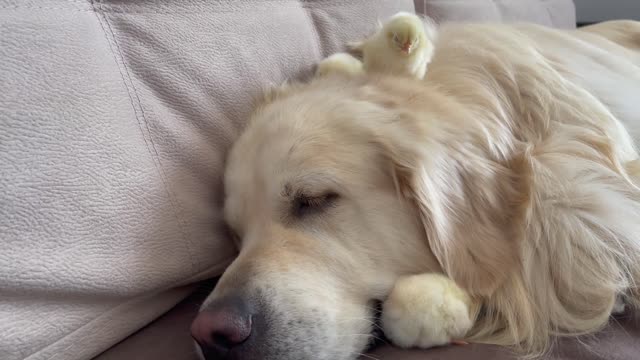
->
[282,172,340,198]
[283,183,294,198]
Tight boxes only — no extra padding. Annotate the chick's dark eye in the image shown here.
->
[293,192,339,217]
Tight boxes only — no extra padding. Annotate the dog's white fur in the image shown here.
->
[209,20,640,359]
[320,16,476,350]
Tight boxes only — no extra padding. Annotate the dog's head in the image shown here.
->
[191,75,519,359]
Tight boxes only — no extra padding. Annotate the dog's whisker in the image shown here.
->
[336,316,379,323]
[342,333,390,345]
[356,352,382,360]
[335,317,385,331]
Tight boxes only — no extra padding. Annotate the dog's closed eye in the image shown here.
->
[292,192,340,218]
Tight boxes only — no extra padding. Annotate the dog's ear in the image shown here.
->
[375,114,524,296]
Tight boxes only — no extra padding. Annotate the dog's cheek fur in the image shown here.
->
[370,100,640,354]
[374,113,523,297]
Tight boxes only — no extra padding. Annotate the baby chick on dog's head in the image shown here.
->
[384,12,427,56]
[349,11,436,79]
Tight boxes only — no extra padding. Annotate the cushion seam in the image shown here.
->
[89,0,198,273]
[542,0,556,27]
[305,7,325,60]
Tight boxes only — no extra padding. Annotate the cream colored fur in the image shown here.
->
[210,19,640,360]
[319,15,474,350]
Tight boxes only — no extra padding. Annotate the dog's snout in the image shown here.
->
[191,297,253,358]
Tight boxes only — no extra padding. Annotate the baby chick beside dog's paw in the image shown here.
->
[381,273,474,349]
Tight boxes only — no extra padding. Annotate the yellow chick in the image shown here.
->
[315,52,364,77]
[354,12,436,79]
[381,273,474,349]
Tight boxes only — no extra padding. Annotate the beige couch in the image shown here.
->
[3,1,636,359]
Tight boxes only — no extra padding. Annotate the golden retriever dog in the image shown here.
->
[191,17,640,360]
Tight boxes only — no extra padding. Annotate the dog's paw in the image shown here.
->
[381,273,473,349]
[315,52,364,77]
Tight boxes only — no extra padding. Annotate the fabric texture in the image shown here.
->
[414,0,576,28]
[0,0,414,359]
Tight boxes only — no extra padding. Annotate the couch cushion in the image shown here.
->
[415,0,576,28]
[0,0,413,359]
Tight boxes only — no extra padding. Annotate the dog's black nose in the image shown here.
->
[191,297,253,358]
